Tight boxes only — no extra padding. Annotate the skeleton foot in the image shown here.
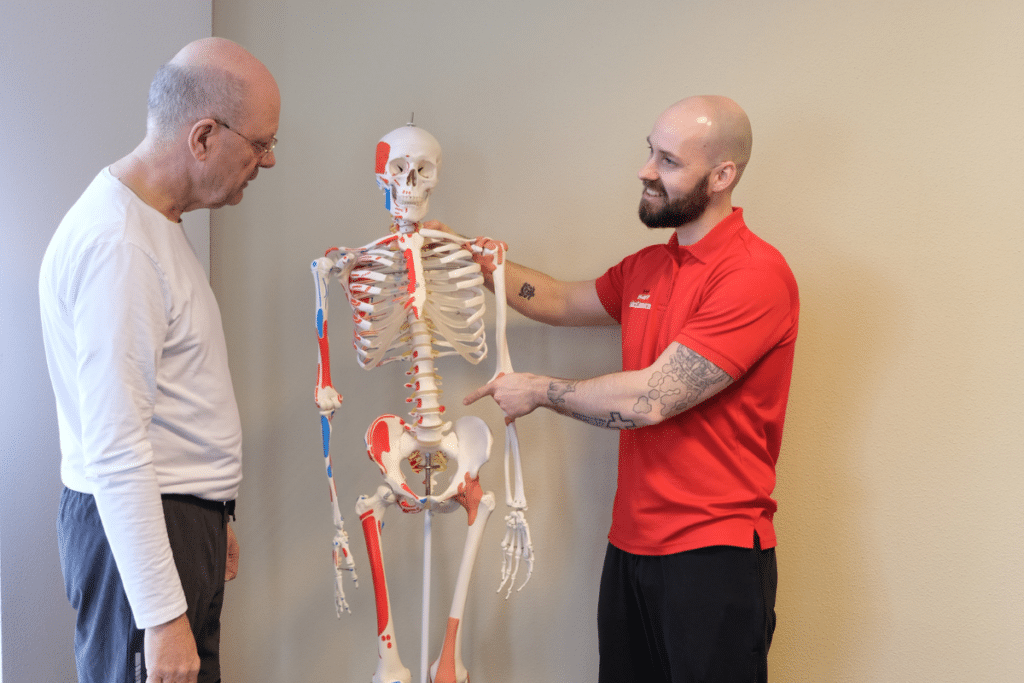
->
[497,509,534,598]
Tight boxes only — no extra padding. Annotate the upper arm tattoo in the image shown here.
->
[633,345,730,418]
[518,282,536,300]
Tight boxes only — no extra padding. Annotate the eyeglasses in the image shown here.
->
[215,119,277,160]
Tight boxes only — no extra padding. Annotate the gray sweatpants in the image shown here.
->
[57,488,231,683]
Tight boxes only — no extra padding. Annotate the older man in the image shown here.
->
[39,38,279,683]
[459,96,798,682]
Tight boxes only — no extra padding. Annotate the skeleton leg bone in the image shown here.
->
[357,486,413,683]
[430,485,496,683]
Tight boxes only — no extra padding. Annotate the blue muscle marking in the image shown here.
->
[317,309,325,337]
[320,414,331,456]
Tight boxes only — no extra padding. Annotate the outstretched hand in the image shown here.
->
[465,372,545,422]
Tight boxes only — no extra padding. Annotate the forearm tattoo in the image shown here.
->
[518,282,536,300]
[549,380,638,430]
[570,411,637,429]
[633,345,729,418]
[547,379,577,406]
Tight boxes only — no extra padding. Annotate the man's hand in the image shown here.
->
[465,372,548,421]
[421,220,507,281]
[144,613,200,683]
[226,522,239,581]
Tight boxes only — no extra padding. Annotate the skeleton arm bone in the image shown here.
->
[421,223,536,593]
[312,248,367,615]
[312,248,360,413]
[465,341,734,429]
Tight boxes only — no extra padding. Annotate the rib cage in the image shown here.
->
[343,231,488,369]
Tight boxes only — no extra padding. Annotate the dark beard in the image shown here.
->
[638,171,711,228]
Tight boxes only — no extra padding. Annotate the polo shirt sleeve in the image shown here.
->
[595,258,628,323]
[675,261,797,381]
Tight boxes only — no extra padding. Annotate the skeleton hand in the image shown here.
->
[332,525,358,616]
[497,508,534,598]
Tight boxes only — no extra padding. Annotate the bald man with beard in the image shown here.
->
[453,96,799,682]
[40,38,280,683]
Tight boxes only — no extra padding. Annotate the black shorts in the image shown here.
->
[57,488,231,683]
[597,536,777,683]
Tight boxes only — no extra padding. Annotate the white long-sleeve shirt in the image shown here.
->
[39,168,243,628]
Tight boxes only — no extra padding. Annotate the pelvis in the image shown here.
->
[365,414,492,515]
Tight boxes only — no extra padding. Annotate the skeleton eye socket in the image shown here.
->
[389,159,410,175]
[417,162,436,179]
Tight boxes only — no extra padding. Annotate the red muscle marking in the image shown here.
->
[432,617,462,683]
[360,512,390,636]
[453,473,484,525]
[317,321,332,387]
[368,419,392,473]
[375,141,391,174]
[402,248,422,318]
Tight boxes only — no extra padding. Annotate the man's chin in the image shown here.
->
[639,202,675,228]
[225,187,246,206]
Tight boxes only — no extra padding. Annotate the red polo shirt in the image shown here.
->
[595,208,799,554]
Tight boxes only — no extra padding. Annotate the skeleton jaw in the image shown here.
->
[389,187,430,223]
[391,186,428,207]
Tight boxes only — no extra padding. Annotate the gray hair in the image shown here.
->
[146,62,246,138]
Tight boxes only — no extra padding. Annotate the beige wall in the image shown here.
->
[202,1,1019,681]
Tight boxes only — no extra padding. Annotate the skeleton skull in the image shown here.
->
[375,124,442,224]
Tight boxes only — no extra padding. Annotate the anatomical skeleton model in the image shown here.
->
[311,123,532,683]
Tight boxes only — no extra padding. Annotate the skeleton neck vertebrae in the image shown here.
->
[310,124,532,683]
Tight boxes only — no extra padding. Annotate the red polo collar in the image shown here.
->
[667,207,746,264]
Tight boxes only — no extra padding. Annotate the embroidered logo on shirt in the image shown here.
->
[628,291,652,310]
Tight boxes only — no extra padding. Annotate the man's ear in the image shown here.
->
[189,119,217,161]
[709,161,737,193]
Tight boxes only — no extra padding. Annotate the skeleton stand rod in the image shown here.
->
[421,470,432,683]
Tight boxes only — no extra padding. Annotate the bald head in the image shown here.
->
[147,37,279,140]
[660,96,752,188]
